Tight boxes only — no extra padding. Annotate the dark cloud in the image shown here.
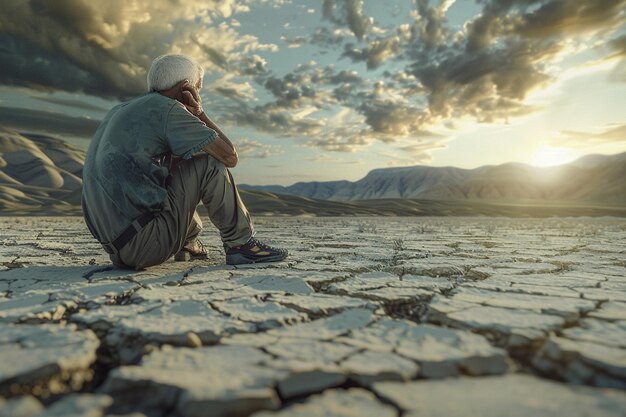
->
[225,102,325,138]
[514,0,625,38]
[284,27,346,49]
[414,0,451,48]
[609,34,626,57]
[358,99,429,137]
[32,96,108,112]
[5,0,621,157]
[0,106,100,138]
[0,0,270,99]
[322,0,373,40]
[342,36,401,70]
[315,0,626,140]
[0,34,121,97]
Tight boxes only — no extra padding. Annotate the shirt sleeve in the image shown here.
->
[164,102,218,159]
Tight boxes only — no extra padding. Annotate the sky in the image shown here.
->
[0,0,625,185]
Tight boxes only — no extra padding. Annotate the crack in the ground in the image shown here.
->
[82,266,115,281]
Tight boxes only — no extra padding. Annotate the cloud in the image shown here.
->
[322,0,373,40]
[4,0,622,162]
[557,124,626,145]
[342,36,401,70]
[305,134,371,152]
[225,102,326,138]
[32,96,108,112]
[0,0,272,99]
[0,106,100,138]
[236,138,282,159]
[314,0,626,138]
[606,34,626,82]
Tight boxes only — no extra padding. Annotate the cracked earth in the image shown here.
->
[0,216,625,417]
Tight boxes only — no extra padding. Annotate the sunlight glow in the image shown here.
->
[531,146,577,167]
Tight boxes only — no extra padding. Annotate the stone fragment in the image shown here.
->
[263,340,358,398]
[211,297,306,330]
[450,287,596,322]
[265,340,358,365]
[337,318,415,352]
[328,271,400,292]
[101,346,284,417]
[340,350,419,384]
[271,293,376,317]
[0,293,56,323]
[293,271,351,291]
[274,367,346,399]
[34,394,112,417]
[577,288,626,302]
[533,336,626,389]
[105,300,253,363]
[373,374,626,417]
[393,274,455,291]
[0,395,43,417]
[588,301,626,321]
[386,262,465,278]
[267,308,375,340]
[250,388,397,417]
[490,261,563,274]
[70,302,162,331]
[339,318,508,377]
[562,319,626,348]
[396,324,509,377]
[428,296,565,348]
[231,274,314,294]
[0,324,99,398]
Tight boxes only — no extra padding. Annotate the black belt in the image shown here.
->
[101,212,156,255]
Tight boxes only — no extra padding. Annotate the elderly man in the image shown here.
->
[82,54,287,269]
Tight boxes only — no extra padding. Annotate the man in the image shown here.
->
[82,54,288,269]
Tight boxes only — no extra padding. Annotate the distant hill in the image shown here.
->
[241,153,626,204]
[0,128,85,212]
[1,127,624,217]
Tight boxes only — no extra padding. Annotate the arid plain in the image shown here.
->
[0,215,625,416]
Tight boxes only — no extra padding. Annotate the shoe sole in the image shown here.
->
[226,252,288,266]
[174,251,208,262]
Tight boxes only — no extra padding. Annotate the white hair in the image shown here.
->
[146,54,204,92]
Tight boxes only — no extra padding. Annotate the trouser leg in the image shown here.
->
[117,154,254,269]
[184,210,203,245]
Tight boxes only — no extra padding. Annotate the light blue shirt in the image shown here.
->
[82,92,217,243]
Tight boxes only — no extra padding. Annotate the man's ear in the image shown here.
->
[158,80,188,103]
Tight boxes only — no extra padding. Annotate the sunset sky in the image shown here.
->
[1,0,625,185]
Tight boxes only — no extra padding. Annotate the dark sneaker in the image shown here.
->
[225,237,288,265]
[175,238,208,261]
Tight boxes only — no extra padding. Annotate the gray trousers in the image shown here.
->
[111,154,254,269]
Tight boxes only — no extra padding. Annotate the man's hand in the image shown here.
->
[178,80,239,168]
[181,80,204,116]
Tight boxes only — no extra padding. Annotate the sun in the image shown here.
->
[531,146,577,167]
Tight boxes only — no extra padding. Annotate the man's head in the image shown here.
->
[147,54,204,92]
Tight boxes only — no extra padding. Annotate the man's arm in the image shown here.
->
[181,82,238,168]
[198,113,238,168]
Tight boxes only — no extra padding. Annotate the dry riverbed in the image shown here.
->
[0,216,625,416]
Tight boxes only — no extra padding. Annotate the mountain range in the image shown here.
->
[241,153,626,204]
[1,127,624,217]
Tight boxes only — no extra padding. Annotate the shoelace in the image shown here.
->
[248,238,281,253]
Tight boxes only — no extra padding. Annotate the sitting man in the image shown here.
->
[82,54,287,269]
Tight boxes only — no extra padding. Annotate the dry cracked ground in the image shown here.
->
[0,216,625,417]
